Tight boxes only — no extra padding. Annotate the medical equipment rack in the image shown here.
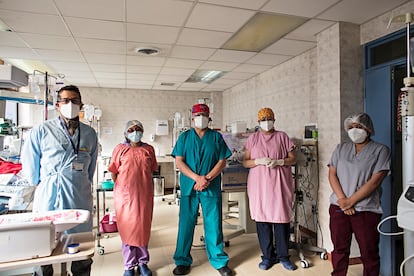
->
[290,143,328,268]
[95,185,115,255]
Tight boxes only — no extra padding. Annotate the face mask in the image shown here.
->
[127,131,143,143]
[194,115,209,129]
[347,128,368,144]
[59,102,80,119]
[260,120,274,131]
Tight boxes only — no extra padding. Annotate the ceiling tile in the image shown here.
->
[47,61,91,72]
[0,0,58,14]
[164,58,204,69]
[0,46,39,59]
[0,10,69,35]
[232,63,271,73]
[199,61,239,71]
[208,49,256,63]
[263,38,316,56]
[35,49,84,62]
[170,46,216,60]
[199,0,268,10]
[153,83,179,90]
[65,17,125,40]
[262,0,338,18]
[94,72,125,79]
[156,75,189,82]
[179,82,208,89]
[246,53,292,66]
[60,70,95,78]
[127,0,192,26]
[19,33,78,50]
[0,31,27,47]
[127,23,180,44]
[126,56,166,66]
[127,74,157,81]
[84,53,125,65]
[284,19,336,42]
[159,67,195,76]
[56,0,124,21]
[89,64,126,73]
[317,0,408,24]
[127,65,161,74]
[78,39,126,54]
[185,3,255,32]
[177,28,233,48]
[221,71,256,80]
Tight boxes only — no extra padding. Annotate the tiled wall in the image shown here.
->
[223,21,364,255]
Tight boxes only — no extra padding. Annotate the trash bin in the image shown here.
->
[153,177,165,196]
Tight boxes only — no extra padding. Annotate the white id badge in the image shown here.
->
[72,162,84,171]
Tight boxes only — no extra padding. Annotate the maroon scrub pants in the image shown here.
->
[329,204,381,276]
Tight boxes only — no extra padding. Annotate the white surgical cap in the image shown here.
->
[343,113,375,136]
[124,120,144,136]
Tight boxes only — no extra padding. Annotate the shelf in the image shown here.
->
[0,90,52,105]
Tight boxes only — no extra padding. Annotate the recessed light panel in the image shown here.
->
[222,12,307,52]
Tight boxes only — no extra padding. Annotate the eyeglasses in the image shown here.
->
[57,98,81,105]
[127,127,142,133]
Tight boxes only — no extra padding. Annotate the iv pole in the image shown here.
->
[399,12,414,276]
[31,70,58,121]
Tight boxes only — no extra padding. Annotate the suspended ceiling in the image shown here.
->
[0,0,409,92]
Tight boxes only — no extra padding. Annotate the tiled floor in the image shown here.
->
[91,196,364,276]
[0,195,363,276]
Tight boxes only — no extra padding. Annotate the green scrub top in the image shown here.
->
[172,128,231,197]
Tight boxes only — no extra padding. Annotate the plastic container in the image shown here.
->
[101,180,114,190]
[99,213,117,233]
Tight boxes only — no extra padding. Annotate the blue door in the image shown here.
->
[365,63,405,276]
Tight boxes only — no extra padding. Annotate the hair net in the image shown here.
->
[124,120,144,136]
[192,104,210,116]
[343,112,375,135]
[257,107,275,121]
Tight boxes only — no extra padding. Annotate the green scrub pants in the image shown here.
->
[173,193,229,269]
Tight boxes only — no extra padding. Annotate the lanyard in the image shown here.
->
[59,117,81,156]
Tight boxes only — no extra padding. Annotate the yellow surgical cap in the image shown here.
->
[257,108,275,121]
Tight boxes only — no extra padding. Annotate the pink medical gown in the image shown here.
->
[245,131,295,223]
[108,143,158,246]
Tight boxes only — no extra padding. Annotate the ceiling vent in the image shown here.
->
[160,82,175,86]
[135,47,161,56]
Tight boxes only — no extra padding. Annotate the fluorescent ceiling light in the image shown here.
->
[186,70,225,84]
[222,12,307,52]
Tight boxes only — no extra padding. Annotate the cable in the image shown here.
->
[377,215,404,236]
[400,253,414,276]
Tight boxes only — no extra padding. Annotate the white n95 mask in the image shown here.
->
[260,120,274,131]
[60,102,80,119]
[347,128,367,144]
[194,115,209,129]
[128,131,143,143]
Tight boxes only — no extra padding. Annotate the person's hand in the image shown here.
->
[193,175,210,191]
[267,159,284,168]
[254,157,271,166]
[337,197,354,211]
[343,207,356,216]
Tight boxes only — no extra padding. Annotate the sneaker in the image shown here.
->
[138,264,152,276]
[258,259,277,270]
[217,266,233,276]
[280,260,298,271]
[173,265,191,275]
[123,269,134,276]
